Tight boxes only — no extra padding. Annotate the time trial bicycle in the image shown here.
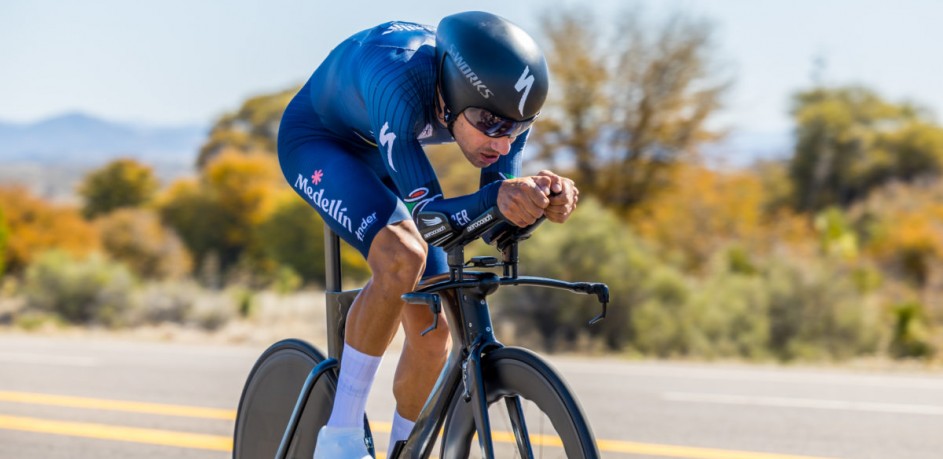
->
[233,206,610,458]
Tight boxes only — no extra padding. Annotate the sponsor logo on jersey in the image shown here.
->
[355,212,378,242]
[514,66,535,117]
[450,45,493,99]
[294,174,352,233]
[379,122,397,172]
[311,169,324,185]
[404,187,442,216]
[452,209,471,227]
[405,187,429,202]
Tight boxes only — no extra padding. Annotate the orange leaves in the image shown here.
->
[0,186,100,273]
[631,164,812,270]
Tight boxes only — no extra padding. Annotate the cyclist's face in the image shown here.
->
[452,112,516,168]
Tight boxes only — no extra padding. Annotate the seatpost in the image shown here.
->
[324,225,342,292]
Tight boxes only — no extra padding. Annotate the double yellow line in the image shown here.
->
[0,390,835,459]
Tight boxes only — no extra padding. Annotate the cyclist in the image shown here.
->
[277,11,579,458]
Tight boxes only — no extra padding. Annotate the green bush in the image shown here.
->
[0,207,9,277]
[23,251,136,327]
[493,198,669,352]
[764,256,882,361]
[889,301,935,359]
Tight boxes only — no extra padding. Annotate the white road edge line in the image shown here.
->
[663,391,943,416]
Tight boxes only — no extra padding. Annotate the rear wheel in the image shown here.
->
[233,339,373,459]
[440,347,599,459]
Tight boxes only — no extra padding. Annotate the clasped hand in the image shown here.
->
[497,170,579,227]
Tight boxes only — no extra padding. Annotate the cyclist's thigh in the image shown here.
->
[279,139,407,257]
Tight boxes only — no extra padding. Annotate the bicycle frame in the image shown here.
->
[276,225,607,459]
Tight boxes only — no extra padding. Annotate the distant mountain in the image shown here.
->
[0,112,206,166]
[0,112,207,201]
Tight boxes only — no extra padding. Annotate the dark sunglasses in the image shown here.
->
[462,107,536,138]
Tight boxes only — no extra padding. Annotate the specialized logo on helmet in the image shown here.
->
[449,45,493,99]
[514,66,535,117]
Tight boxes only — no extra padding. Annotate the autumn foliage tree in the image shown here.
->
[79,158,159,219]
[532,6,730,213]
[0,186,100,274]
[159,150,282,276]
[96,208,192,280]
[196,88,296,168]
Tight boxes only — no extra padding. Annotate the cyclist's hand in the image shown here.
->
[498,176,552,227]
[537,170,578,223]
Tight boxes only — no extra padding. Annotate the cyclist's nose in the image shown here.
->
[490,136,513,155]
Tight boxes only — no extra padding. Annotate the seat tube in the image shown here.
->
[324,225,342,292]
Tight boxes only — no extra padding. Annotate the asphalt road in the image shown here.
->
[0,334,941,459]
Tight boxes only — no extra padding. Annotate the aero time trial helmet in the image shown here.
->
[435,11,549,138]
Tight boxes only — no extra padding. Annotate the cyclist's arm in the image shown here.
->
[362,61,503,229]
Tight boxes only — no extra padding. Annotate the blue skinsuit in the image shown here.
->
[277,21,527,277]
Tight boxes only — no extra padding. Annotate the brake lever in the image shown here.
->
[401,292,442,336]
[579,283,609,325]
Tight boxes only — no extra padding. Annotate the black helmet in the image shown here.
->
[436,11,549,134]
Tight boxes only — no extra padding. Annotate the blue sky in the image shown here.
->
[1,0,940,134]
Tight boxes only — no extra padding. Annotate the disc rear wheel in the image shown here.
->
[233,339,372,459]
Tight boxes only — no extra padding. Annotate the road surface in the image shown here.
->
[0,334,941,458]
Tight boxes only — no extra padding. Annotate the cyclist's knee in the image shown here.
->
[368,221,427,289]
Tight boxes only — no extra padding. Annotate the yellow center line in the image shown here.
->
[0,390,235,420]
[0,414,232,451]
[0,390,839,459]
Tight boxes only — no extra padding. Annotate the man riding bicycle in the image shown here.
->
[277,11,579,458]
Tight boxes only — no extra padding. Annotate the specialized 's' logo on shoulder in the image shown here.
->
[450,45,493,99]
[514,66,535,117]
[379,122,397,172]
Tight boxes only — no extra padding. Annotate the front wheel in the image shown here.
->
[232,339,373,459]
[440,347,599,459]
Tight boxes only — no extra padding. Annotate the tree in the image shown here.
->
[196,88,297,168]
[532,6,730,213]
[0,207,9,277]
[789,85,943,212]
[79,158,159,219]
[632,164,812,271]
[96,208,192,280]
[0,186,100,274]
[159,150,283,277]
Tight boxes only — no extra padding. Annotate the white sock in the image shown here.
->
[326,343,382,429]
[387,409,416,457]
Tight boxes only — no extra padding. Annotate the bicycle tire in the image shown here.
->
[440,347,599,459]
[233,339,373,459]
